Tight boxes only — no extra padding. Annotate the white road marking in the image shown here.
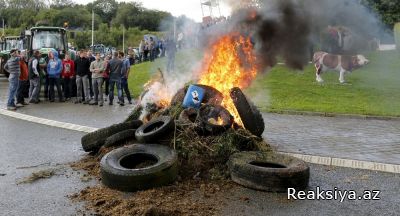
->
[0,108,98,133]
[1,108,398,174]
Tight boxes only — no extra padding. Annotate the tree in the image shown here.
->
[88,0,118,24]
[54,6,92,28]
[35,8,60,26]
[361,0,400,28]
[50,0,75,9]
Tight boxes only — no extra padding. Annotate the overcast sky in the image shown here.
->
[73,0,232,22]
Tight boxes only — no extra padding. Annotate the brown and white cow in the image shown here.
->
[313,51,369,83]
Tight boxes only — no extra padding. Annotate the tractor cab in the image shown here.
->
[27,27,68,59]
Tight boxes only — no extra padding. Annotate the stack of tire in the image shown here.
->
[80,85,309,193]
[81,116,178,192]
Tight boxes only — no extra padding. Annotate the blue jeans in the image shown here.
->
[7,73,19,107]
[109,79,123,103]
[121,77,132,102]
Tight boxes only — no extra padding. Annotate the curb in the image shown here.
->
[279,152,400,174]
[267,110,400,121]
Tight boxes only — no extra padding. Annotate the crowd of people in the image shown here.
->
[5,48,133,111]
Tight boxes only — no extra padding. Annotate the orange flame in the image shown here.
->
[199,34,258,125]
[208,116,225,126]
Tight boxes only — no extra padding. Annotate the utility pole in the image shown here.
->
[122,26,125,52]
[91,10,94,46]
[2,19,4,36]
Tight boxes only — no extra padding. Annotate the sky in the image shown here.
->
[73,0,232,22]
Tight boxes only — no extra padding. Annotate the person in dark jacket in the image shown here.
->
[28,50,41,104]
[108,51,124,105]
[47,50,64,102]
[74,50,91,104]
[119,51,132,104]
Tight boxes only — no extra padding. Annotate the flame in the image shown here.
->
[199,34,258,125]
[208,116,225,126]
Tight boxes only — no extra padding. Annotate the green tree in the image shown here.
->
[87,0,118,24]
[54,6,92,28]
[361,0,400,28]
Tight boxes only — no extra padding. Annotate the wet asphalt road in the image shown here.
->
[1,75,400,215]
[0,115,92,216]
[222,164,400,216]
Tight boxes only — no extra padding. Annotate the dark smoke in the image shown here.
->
[219,0,391,70]
[246,1,311,69]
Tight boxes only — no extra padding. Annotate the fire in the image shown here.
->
[208,116,225,126]
[199,34,258,125]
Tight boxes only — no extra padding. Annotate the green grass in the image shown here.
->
[128,49,400,117]
[247,50,400,116]
[128,49,203,98]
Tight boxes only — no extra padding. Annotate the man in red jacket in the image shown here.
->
[16,51,29,107]
[61,53,75,101]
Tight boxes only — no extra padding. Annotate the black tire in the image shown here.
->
[124,105,143,122]
[103,129,137,148]
[81,120,143,152]
[178,107,199,125]
[100,144,178,192]
[170,86,188,106]
[135,116,175,143]
[228,152,309,192]
[194,84,223,105]
[230,87,264,137]
[198,105,233,134]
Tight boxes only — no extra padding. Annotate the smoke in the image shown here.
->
[219,0,392,70]
[138,0,392,113]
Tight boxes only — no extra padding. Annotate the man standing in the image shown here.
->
[28,50,41,104]
[47,50,64,102]
[87,50,95,98]
[74,50,91,104]
[61,53,75,101]
[108,51,124,106]
[89,53,104,106]
[119,51,133,104]
[149,37,155,62]
[4,49,20,110]
[103,55,110,102]
[16,51,29,107]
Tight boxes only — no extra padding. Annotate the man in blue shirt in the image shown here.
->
[119,51,133,104]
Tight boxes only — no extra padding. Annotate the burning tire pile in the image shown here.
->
[73,84,309,198]
[71,34,309,215]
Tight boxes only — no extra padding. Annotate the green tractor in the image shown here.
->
[26,26,68,60]
[0,36,27,77]
[0,26,68,77]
